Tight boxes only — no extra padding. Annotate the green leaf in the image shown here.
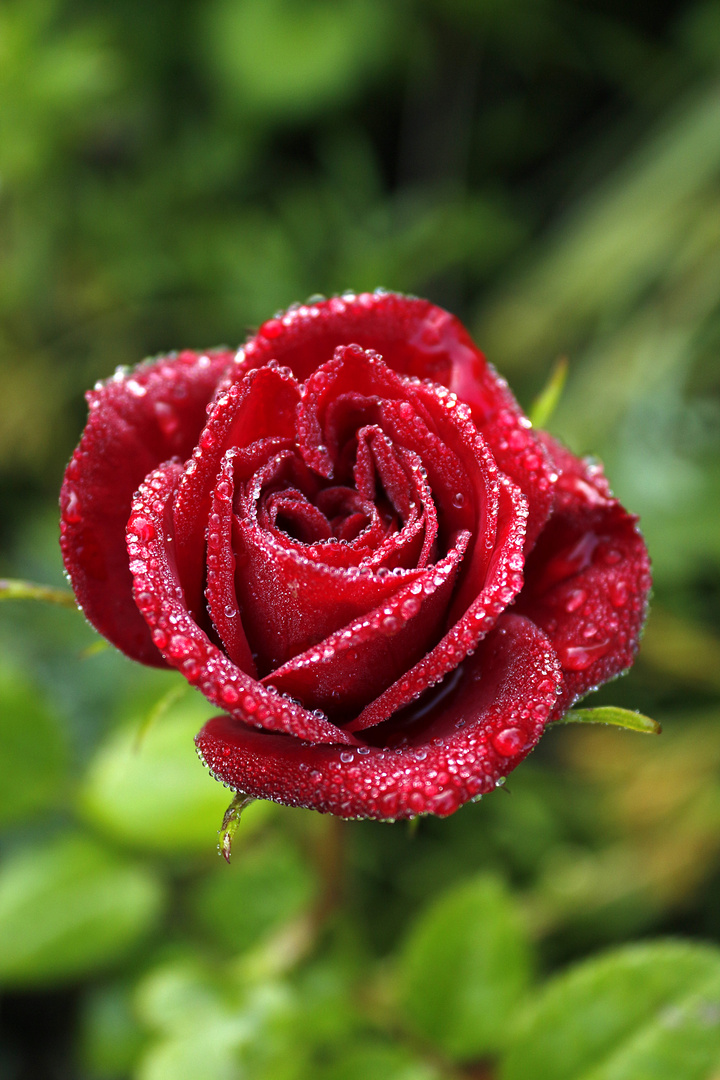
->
[79,693,272,853]
[398,874,532,1061]
[0,834,164,986]
[529,355,569,429]
[500,941,720,1080]
[0,662,68,824]
[557,706,662,735]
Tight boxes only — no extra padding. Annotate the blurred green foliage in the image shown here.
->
[2,0,720,1076]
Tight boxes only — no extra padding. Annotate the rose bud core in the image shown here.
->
[60,292,651,820]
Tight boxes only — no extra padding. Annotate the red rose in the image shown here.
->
[60,292,650,820]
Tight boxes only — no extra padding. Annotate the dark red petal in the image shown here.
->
[348,476,528,732]
[204,451,258,677]
[263,531,470,717]
[195,614,562,820]
[235,292,555,549]
[172,364,301,625]
[60,349,234,665]
[127,462,357,746]
[233,504,424,673]
[516,436,651,716]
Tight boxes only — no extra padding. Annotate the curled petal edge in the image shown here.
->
[195,613,562,820]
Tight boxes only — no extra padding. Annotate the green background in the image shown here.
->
[1,0,720,1077]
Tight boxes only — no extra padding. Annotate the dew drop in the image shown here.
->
[492,727,527,757]
[401,597,421,619]
[221,684,240,705]
[129,516,156,543]
[63,487,82,523]
[564,588,587,613]
[610,579,628,607]
[452,492,465,509]
[559,639,611,671]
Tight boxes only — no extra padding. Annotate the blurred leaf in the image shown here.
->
[190,835,315,954]
[0,661,68,824]
[135,957,231,1035]
[135,960,294,1080]
[79,692,272,854]
[528,355,569,429]
[203,0,397,120]
[500,941,720,1080]
[398,874,532,1060]
[319,1041,441,1080]
[0,0,117,183]
[80,982,145,1079]
[557,706,661,735]
[0,834,164,986]
[137,1031,242,1080]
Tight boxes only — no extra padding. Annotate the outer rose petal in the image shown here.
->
[516,436,651,717]
[60,349,234,664]
[195,614,562,820]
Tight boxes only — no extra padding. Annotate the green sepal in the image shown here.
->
[557,706,661,735]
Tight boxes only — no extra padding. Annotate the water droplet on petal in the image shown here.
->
[559,639,611,671]
[492,727,527,756]
[129,516,156,543]
[564,588,587,613]
[64,486,82,523]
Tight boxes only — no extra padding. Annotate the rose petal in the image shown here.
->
[233,500,424,674]
[236,292,555,548]
[204,451,258,677]
[128,462,357,746]
[172,363,301,625]
[516,436,651,716]
[263,531,470,717]
[195,614,561,820]
[348,475,528,732]
[60,349,234,665]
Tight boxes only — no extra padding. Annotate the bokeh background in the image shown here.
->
[2,0,720,1077]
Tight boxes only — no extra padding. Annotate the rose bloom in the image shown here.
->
[60,292,650,820]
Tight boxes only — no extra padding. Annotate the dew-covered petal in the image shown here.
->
[60,349,234,665]
[263,532,470,717]
[204,451,258,677]
[127,462,356,746]
[348,476,528,732]
[195,614,561,820]
[235,292,555,549]
[172,364,301,625]
[233,506,424,674]
[516,436,651,717]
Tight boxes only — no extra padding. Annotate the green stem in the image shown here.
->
[0,578,78,609]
